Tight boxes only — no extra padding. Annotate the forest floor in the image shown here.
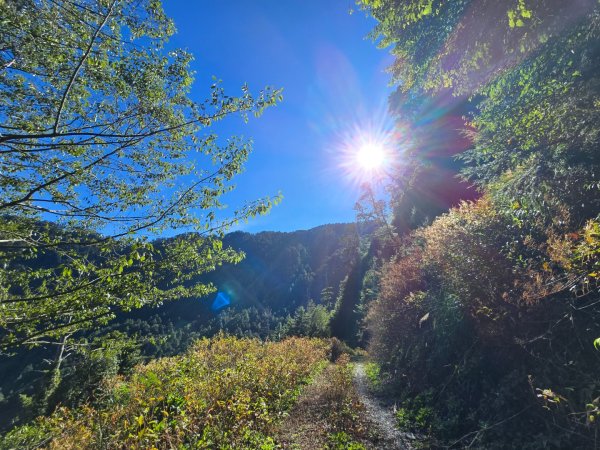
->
[275,358,419,449]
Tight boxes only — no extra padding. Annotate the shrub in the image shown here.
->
[364,362,381,389]
[326,431,366,450]
[1,336,328,449]
[366,248,426,373]
[366,197,600,447]
[329,337,352,362]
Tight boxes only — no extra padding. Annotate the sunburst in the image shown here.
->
[338,128,396,185]
[355,141,387,171]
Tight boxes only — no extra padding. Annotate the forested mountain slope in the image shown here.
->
[115,222,369,348]
[0,222,368,431]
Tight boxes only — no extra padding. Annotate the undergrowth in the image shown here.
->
[276,353,379,449]
[0,335,328,449]
[363,362,382,390]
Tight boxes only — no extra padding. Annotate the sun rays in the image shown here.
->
[336,120,402,186]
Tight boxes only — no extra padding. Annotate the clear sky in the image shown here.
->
[163,1,394,232]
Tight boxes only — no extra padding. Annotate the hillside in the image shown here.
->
[0,222,370,431]
[112,222,370,351]
[1,336,330,449]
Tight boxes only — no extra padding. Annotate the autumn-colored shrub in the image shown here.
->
[366,248,425,370]
[418,198,522,333]
[525,217,600,302]
[366,198,600,448]
[319,355,370,444]
[1,335,328,449]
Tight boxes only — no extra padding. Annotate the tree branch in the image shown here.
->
[53,0,117,133]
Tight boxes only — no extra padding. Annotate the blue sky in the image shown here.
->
[163,1,394,232]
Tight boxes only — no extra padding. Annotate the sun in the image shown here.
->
[355,141,387,171]
[333,118,401,186]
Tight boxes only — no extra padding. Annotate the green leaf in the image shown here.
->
[0,0,279,348]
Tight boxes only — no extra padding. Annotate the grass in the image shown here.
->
[363,362,382,390]
[276,354,383,449]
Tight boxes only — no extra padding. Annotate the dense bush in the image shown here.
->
[367,198,600,448]
[1,335,328,449]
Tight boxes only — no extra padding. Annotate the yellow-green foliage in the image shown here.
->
[418,198,516,325]
[1,335,328,449]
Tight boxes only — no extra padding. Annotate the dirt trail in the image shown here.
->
[353,363,417,450]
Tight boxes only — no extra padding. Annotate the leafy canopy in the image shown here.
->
[0,0,281,349]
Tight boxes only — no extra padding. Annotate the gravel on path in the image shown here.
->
[353,363,418,450]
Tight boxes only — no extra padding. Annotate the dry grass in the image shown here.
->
[276,355,383,449]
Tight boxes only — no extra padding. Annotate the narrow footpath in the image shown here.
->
[353,363,417,450]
